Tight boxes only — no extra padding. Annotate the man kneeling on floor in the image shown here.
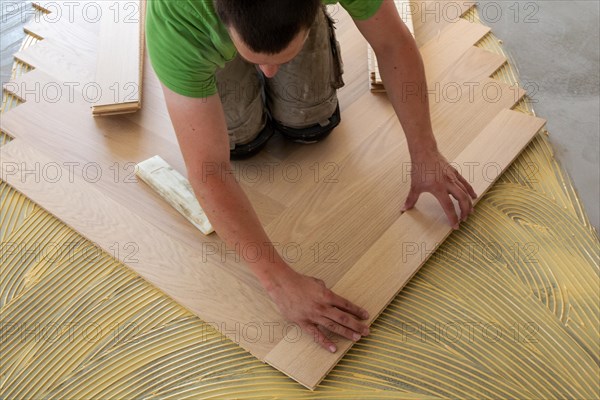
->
[146,0,477,352]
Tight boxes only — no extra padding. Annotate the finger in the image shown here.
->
[445,167,469,198]
[312,277,326,287]
[450,178,472,220]
[318,316,364,342]
[327,307,370,337]
[449,184,472,222]
[303,322,337,353]
[401,188,421,212]
[452,177,470,202]
[329,292,370,321]
[435,191,459,229]
[456,172,477,199]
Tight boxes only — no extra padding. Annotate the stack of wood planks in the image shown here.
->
[15,0,145,116]
[92,0,145,115]
[368,0,415,91]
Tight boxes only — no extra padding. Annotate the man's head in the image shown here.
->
[215,0,321,77]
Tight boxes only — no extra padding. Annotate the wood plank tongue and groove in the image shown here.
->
[0,2,545,390]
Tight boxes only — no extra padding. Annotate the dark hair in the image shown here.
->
[214,0,321,54]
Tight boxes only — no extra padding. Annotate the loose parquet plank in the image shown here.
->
[92,0,144,115]
[368,0,415,89]
[14,0,145,116]
[3,57,178,146]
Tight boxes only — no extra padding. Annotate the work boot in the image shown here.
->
[273,103,341,144]
[229,116,275,159]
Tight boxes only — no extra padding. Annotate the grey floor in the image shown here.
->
[477,0,599,231]
[1,0,599,231]
[0,1,30,89]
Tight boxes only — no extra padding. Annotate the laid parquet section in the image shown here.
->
[0,1,555,389]
[265,109,546,385]
[15,0,144,116]
[368,1,476,91]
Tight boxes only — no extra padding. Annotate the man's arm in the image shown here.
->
[354,0,477,228]
[161,85,370,352]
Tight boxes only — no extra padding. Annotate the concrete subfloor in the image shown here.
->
[476,0,599,231]
[1,0,599,231]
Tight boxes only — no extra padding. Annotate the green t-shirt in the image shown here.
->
[146,0,383,98]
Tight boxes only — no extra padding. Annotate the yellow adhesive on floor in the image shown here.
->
[1,7,598,398]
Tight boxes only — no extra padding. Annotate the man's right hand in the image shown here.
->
[160,87,369,353]
[265,267,370,353]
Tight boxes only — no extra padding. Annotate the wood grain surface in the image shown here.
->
[92,0,144,115]
[0,1,545,389]
[264,109,546,387]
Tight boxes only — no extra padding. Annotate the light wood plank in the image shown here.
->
[264,109,547,389]
[13,37,96,85]
[122,52,176,140]
[25,3,100,42]
[265,79,523,286]
[252,48,509,241]
[413,1,476,46]
[368,0,415,89]
[369,1,477,90]
[0,139,284,359]
[20,0,144,115]
[3,68,73,104]
[3,59,177,146]
[92,0,144,115]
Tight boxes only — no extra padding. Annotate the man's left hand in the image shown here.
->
[401,149,478,229]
